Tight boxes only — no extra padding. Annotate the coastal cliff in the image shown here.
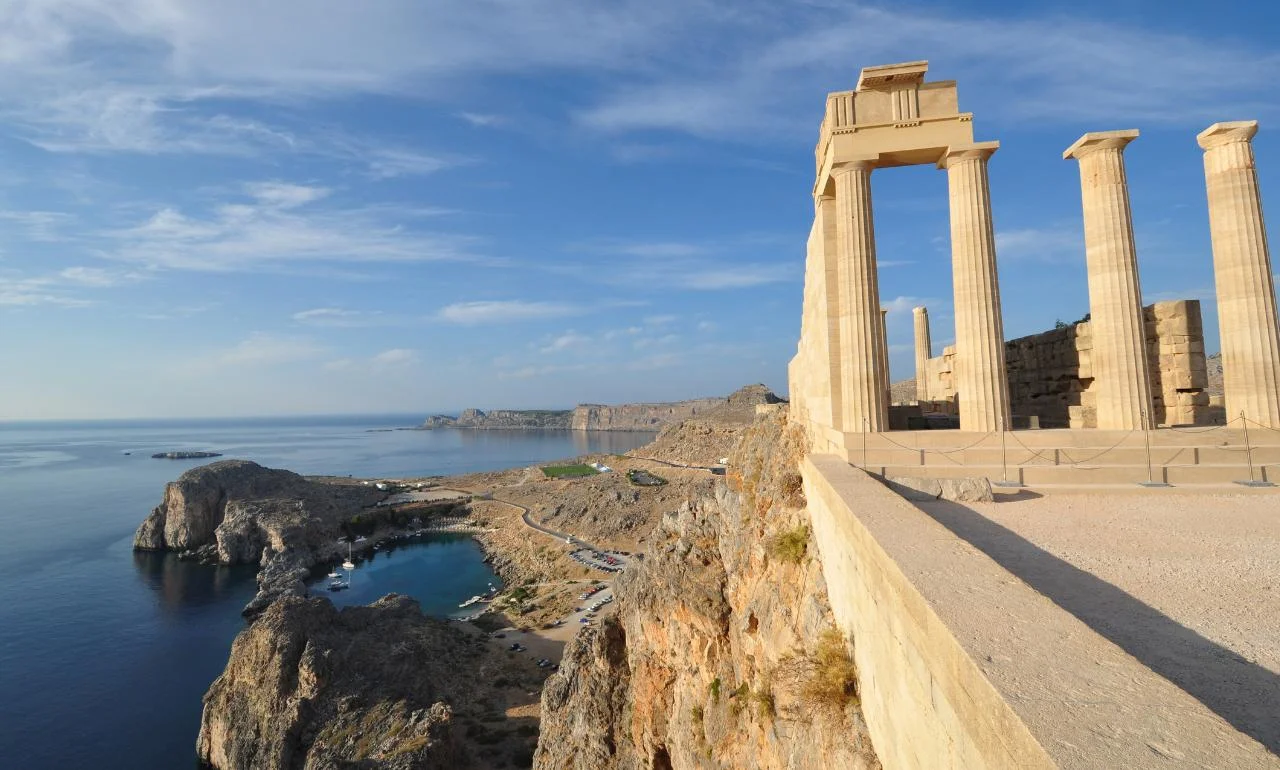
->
[198,594,544,769]
[133,460,386,614]
[534,409,879,769]
[421,387,782,432]
[569,398,726,431]
[422,409,573,429]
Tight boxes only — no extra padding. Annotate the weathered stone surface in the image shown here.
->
[197,595,497,770]
[915,299,1209,428]
[885,476,993,503]
[536,410,879,770]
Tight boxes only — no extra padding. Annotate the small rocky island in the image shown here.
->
[133,459,388,615]
[151,450,223,459]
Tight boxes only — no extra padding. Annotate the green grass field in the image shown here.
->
[541,464,600,478]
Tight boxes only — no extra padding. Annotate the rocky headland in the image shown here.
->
[420,386,782,433]
[198,594,545,769]
[133,460,392,615]
[154,387,872,769]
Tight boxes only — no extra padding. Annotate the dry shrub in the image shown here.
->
[780,471,806,508]
[802,628,859,710]
[767,525,809,564]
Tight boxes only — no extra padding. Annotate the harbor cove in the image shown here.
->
[0,416,653,769]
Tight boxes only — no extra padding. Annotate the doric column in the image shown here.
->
[833,159,888,432]
[940,142,1011,431]
[879,308,891,405]
[913,306,932,401]
[1198,121,1280,428]
[1064,130,1154,430]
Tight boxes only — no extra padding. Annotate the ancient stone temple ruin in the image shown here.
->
[789,61,1280,485]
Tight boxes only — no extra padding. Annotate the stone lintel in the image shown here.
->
[1197,120,1259,150]
[857,60,929,91]
[937,140,999,170]
[832,156,880,173]
[1063,129,1139,160]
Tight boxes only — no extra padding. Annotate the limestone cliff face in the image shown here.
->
[133,460,346,552]
[133,460,385,614]
[422,409,573,429]
[570,398,727,431]
[198,595,493,770]
[535,410,880,769]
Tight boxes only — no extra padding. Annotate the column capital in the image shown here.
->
[1063,129,1139,160]
[831,156,878,174]
[937,141,999,170]
[912,305,928,316]
[1197,120,1259,150]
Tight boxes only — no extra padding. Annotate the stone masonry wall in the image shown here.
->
[919,300,1209,428]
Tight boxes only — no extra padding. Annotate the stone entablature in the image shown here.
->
[917,300,1209,428]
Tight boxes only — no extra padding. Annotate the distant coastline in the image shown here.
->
[418,390,762,432]
[151,451,223,459]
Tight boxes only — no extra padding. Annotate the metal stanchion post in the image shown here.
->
[993,415,1024,488]
[1235,411,1275,487]
[1138,407,1171,487]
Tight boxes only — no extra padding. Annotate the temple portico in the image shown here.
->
[807,60,1011,434]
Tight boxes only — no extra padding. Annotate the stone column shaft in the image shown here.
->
[1199,121,1280,428]
[941,143,1011,431]
[913,306,932,401]
[834,161,888,432]
[879,308,891,405]
[1065,130,1154,430]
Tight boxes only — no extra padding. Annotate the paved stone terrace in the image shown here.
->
[916,490,1280,757]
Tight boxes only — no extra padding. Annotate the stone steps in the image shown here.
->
[870,461,1275,486]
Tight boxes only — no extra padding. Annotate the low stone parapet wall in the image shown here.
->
[802,454,1274,768]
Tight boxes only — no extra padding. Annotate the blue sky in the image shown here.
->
[1,0,1278,419]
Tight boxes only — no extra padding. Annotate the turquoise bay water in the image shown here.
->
[0,416,652,769]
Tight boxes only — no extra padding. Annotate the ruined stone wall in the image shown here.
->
[919,300,1209,428]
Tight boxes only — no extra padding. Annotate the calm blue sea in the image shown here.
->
[0,415,653,769]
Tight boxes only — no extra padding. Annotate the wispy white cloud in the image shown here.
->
[567,238,795,291]
[372,348,418,367]
[457,112,503,127]
[292,307,388,327]
[216,332,326,365]
[539,331,593,353]
[438,300,589,325]
[576,5,1280,136]
[57,266,147,287]
[996,226,1083,263]
[102,181,479,272]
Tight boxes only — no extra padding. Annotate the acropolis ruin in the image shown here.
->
[790,60,1280,486]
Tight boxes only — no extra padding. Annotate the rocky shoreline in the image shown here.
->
[132,461,471,616]
[133,385,812,769]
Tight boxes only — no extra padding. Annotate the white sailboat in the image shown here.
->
[342,542,356,571]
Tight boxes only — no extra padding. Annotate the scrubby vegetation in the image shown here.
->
[343,500,469,537]
[802,628,860,711]
[767,524,810,564]
[541,464,600,478]
[626,468,668,486]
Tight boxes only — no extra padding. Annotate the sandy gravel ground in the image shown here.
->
[918,491,1280,752]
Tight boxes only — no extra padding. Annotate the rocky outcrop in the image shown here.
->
[422,386,783,433]
[535,409,880,769]
[133,460,385,615]
[570,398,727,432]
[198,594,541,770]
[422,409,572,429]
